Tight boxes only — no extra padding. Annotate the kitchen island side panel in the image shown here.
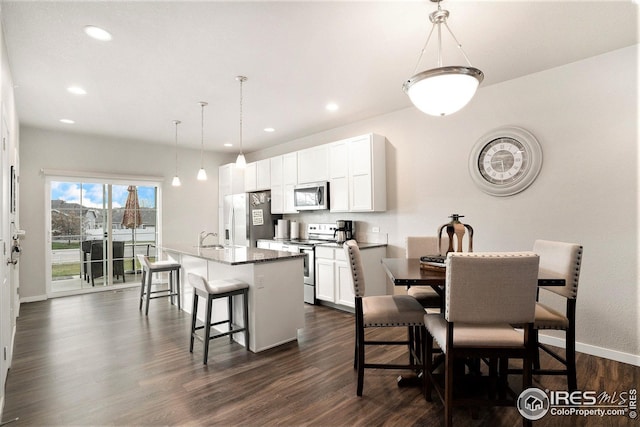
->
[163,247,305,353]
[205,257,304,353]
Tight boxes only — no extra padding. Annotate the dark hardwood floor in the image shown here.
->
[2,288,638,426]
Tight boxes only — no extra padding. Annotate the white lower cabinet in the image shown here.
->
[315,245,386,310]
[335,260,355,307]
[316,256,336,302]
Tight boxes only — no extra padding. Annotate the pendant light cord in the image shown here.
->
[174,120,180,175]
[410,0,474,75]
[200,102,205,168]
[239,77,244,155]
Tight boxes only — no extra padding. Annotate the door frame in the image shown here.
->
[44,171,163,298]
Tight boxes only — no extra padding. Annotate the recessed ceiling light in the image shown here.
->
[67,86,87,95]
[84,25,112,41]
[60,119,75,124]
[224,143,233,147]
[264,127,275,133]
[326,103,339,111]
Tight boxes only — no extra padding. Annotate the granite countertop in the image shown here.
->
[159,244,306,266]
[257,239,387,250]
[315,241,387,250]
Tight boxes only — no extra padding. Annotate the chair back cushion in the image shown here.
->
[406,236,448,258]
[188,272,208,293]
[81,240,93,253]
[533,239,582,299]
[112,241,125,257]
[344,240,365,297]
[446,252,539,324]
[90,241,103,261]
[137,254,149,271]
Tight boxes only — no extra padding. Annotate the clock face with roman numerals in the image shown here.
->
[478,137,528,185]
[469,127,543,197]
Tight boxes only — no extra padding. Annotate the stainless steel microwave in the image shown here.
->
[293,182,329,210]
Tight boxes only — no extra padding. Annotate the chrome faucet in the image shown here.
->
[199,231,218,247]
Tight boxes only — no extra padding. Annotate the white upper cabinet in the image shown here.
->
[219,163,244,203]
[270,153,298,214]
[282,152,298,213]
[257,159,271,190]
[245,159,270,192]
[330,133,386,212]
[270,156,284,214]
[297,145,328,184]
[328,140,349,212]
[244,162,257,192]
[227,133,385,212]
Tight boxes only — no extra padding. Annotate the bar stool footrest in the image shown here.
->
[192,323,247,343]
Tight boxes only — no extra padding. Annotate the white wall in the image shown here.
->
[250,46,639,363]
[18,127,235,300]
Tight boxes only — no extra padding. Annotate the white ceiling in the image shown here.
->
[2,1,638,154]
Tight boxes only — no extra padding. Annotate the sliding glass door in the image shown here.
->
[47,178,159,295]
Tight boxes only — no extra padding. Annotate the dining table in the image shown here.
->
[380,257,565,388]
[381,257,566,295]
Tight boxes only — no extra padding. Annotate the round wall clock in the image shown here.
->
[468,126,543,197]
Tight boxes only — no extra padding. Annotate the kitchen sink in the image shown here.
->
[196,244,225,249]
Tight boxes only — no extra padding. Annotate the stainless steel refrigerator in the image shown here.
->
[223,191,281,247]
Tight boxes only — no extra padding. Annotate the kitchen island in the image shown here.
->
[159,244,305,353]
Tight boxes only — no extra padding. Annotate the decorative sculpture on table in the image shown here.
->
[438,214,474,254]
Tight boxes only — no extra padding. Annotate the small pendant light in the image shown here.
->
[171,120,182,187]
[235,76,247,168]
[197,101,208,180]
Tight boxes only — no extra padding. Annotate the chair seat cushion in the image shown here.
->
[362,295,425,327]
[205,279,249,295]
[407,286,441,307]
[424,313,526,351]
[534,302,569,330]
[148,260,181,270]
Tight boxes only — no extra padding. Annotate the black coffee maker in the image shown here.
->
[334,220,355,243]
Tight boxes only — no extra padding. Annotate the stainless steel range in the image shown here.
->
[261,223,337,304]
[294,223,337,304]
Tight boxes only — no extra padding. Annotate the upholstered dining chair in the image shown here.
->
[531,239,583,391]
[423,252,539,427]
[112,241,126,283]
[344,240,426,396]
[81,240,92,282]
[406,236,444,309]
[90,241,104,286]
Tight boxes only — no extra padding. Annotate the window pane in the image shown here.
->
[49,180,159,293]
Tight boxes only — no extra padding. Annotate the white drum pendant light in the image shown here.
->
[402,0,483,116]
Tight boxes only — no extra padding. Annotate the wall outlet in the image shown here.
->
[372,226,380,233]
[256,275,265,289]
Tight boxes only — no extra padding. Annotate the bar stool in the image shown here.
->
[187,273,250,365]
[137,254,182,315]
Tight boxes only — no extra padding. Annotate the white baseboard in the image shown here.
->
[19,294,47,303]
[9,325,15,368]
[539,334,640,367]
